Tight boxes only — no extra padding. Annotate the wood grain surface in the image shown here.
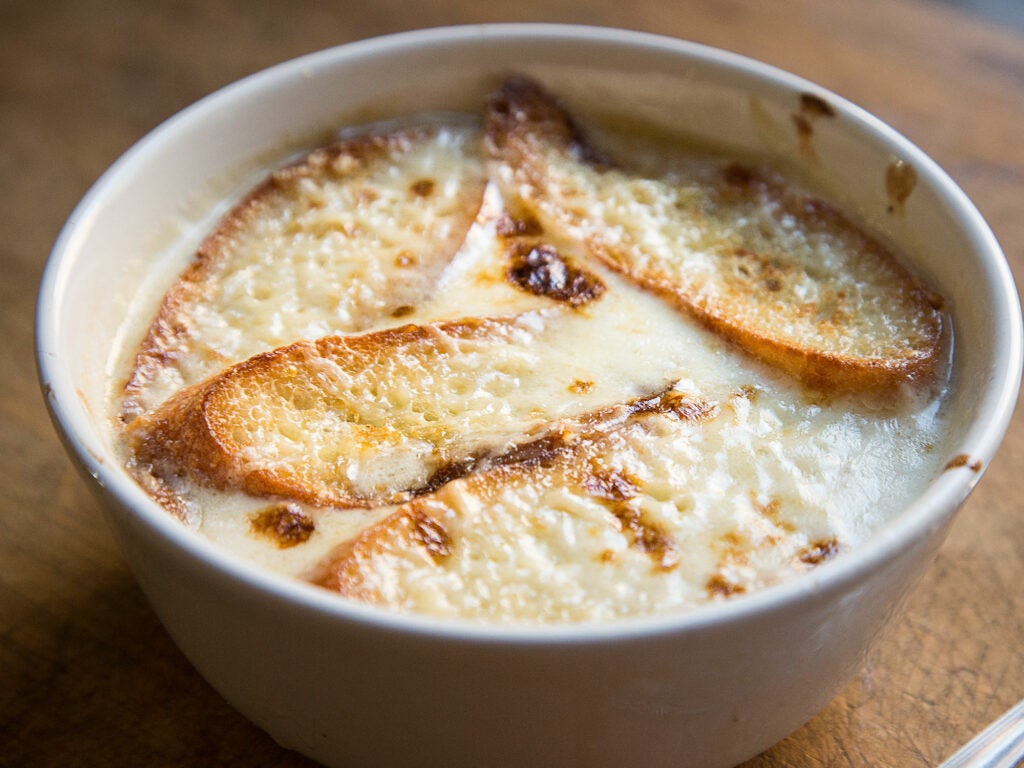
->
[2,1,1021,766]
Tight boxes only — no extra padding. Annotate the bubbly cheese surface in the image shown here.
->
[116,113,951,625]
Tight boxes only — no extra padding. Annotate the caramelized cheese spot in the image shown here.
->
[729,247,789,294]
[569,379,595,394]
[628,388,718,422]
[505,242,606,307]
[736,385,758,402]
[611,502,679,571]
[496,212,544,238]
[720,162,758,188]
[797,537,840,565]
[707,573,746,598]
[421,429,580,496]
[582,468,639,502]
[250,503,315,548]
[750,491,795,533]
[582,468,676,569]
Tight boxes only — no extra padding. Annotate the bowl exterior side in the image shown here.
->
[91,475,954,768]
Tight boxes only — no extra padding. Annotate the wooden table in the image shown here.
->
[2,1,1021,765]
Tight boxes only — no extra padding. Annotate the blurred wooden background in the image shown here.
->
[2,1,1022,765]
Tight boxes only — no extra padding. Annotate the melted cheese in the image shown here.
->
[115,117,950,625]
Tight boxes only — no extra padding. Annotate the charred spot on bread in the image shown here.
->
[407,504,453,564]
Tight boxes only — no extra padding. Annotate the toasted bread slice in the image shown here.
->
[126,311,700,509]
[313,396,855,623]
[122,122,487,422]
[486,78,944,394]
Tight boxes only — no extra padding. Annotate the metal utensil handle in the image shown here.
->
[939,698,1024,768]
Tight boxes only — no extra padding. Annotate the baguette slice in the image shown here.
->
[486,77,944,394]
[313,395,850,624]
[122,122,487,422]
[125,312,695,509]
[314,421,683,619]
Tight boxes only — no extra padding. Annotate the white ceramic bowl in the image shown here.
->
[37,25,1022,768]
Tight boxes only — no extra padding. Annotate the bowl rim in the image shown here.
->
[35,22,1024,645]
